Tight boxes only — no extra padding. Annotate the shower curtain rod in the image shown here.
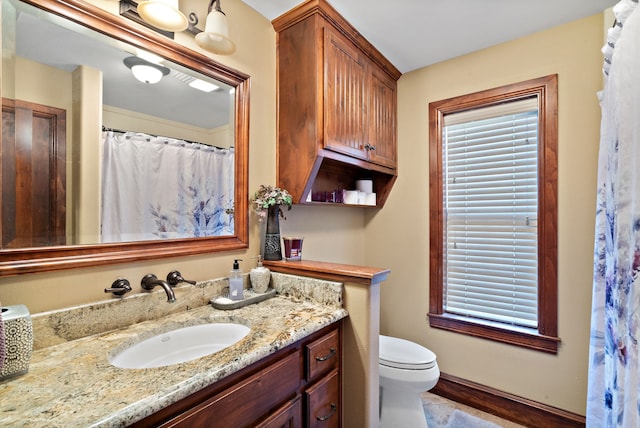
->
[101,126,231,150]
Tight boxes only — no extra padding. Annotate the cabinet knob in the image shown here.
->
[364,143,376,152]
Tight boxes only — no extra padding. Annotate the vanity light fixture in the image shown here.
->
[194,0,236,55]
[123,56,170,84]
[136,0,188,32]
[122,0,236,55]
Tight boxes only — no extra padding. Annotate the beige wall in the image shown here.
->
[0,0,365,314]
[370,13,605,416]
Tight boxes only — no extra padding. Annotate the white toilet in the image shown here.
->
[379,335,440,428]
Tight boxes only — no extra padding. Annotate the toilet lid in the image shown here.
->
[379,335,437,370]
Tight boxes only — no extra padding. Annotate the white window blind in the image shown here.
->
[442,97,539,328]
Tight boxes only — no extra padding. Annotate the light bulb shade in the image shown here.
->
[195,10,236,55]
[131,64,163,84]
[137,0,188,32]
[124,56,170,84]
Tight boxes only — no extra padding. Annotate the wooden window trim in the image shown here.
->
[427,75,560,354]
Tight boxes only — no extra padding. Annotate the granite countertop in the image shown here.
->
[0,281,347,427]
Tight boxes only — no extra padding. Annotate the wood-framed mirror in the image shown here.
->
[0,0,249,277]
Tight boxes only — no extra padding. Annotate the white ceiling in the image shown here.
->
[15,6,232,130]
[241,0,618,73]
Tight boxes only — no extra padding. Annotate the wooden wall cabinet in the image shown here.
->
[273,0,401,208]
[131,322,342,428]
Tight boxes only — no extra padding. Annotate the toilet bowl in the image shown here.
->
[379,335,439,428]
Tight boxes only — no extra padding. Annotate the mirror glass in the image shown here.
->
[0,0,249,275]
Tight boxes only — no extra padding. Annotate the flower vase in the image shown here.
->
[263,205,282,261]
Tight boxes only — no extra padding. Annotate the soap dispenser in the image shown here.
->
[228,259,244,301]
[250,255,271,293]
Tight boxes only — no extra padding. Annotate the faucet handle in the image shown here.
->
[167,270,197,286]
[104,278,132,296]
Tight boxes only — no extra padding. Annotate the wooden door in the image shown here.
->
[1,98,66,248]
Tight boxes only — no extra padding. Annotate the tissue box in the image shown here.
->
[0,305,33,381]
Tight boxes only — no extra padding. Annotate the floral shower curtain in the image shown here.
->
[587,1,640,426]
[101,131,234,242]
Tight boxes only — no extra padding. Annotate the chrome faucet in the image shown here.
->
[141,274,176,303]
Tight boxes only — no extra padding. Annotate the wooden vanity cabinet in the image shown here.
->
[273,0,401,208]
[130,322,342,428]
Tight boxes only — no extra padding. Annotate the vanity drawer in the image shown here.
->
[162,351,301,427]
[255,394,302,428]
[305,369,340,428]
[305,328,340,382]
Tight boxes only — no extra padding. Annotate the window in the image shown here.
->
[428,75,559,353]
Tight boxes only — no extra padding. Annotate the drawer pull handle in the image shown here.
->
[316,403,337,421]
[315,347,336,362]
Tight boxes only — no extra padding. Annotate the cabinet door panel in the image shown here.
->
[324,26,367,160]
[368,66,397,168]
[305,369,340,428]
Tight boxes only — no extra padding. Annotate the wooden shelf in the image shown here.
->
[264,258,390,286]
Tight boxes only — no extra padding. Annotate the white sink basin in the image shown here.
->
[109,322,251,369]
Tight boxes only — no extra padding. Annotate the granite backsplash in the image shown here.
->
[31,272,343,350]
